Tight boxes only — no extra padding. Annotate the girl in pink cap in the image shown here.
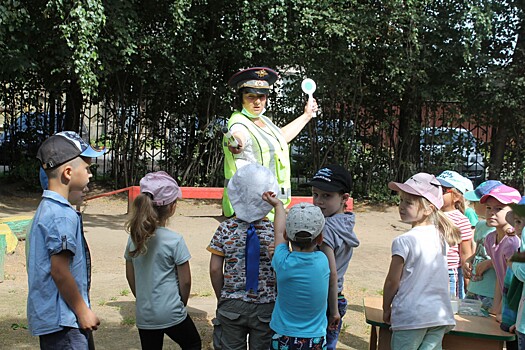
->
[124,171,201,350]
[383,172,461,350]
[480,185,521,344]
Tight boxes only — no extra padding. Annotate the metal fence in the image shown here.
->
[2,87,523,197]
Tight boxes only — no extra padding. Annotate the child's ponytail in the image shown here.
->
[451,188,466,214]
[126,193,159,257]
[434,210,462,246]
[416,194,462,246]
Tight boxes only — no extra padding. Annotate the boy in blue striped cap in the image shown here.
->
[27,131,106,349]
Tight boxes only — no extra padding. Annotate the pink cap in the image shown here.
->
[480,185,521,205]
[388,172,444,209]
[140,171,182,206]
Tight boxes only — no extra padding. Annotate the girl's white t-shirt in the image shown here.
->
[390,225,456,331]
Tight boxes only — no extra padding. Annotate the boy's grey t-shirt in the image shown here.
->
[322,212,359,292]
[124,227,191,329]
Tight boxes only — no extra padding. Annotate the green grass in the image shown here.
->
[121,316,135,326]
[341,322,349,333]
[11,323,28,330]
[120,289,130,296]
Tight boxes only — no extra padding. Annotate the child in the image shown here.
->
[208,163,279,350]
[305,164,359,349]
[508,197,525,349]
[383,173,459,350]
[262,194,329,350]
[464,200,479,228]
[480,185,521,319]
[500,204,525,337]
[436,170,474,298]
[27,131,106,348]
[463,179,478,228]
[26,169,89,272]
[463,180,503,310]
[124,171,201,350]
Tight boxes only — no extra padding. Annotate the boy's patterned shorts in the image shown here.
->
[271,333,327,350]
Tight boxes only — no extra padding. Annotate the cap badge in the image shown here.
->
[255,69,268,78]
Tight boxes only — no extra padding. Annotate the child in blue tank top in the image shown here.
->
[263,192,329,350]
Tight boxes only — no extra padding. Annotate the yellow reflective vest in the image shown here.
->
[222,111,291,219]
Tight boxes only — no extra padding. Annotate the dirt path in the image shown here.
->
[0,190,407,349]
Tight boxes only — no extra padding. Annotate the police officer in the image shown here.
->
[222,67,318,218]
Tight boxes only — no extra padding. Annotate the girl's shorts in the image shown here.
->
[271,333,326,350]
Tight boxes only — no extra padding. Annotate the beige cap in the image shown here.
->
[286,203,325,242]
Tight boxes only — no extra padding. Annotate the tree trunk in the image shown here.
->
[395,88,422,182]
[487,112,509,179]
[65,78,83,133]
[487,13,525,179]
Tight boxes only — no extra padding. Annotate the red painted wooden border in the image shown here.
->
[86,186,354,213]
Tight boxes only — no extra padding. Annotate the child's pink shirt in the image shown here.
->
[484,231,519,292]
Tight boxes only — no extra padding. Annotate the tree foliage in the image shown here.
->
[1,0,524,195]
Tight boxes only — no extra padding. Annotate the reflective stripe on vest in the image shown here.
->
[222,112,291,216]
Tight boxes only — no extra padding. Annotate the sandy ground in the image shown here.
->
[0,188,408,349]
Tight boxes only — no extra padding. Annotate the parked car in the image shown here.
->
[0,112,75,164]
[420,127,485,185]
[290,118,356,178]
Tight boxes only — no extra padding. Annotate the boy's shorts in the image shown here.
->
[271,333,326,350]
[215,299,273,350]
[39,327,94,350]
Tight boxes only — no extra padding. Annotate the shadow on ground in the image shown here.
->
[82,213,129,230]
[0,313,214,350]
[339,330,369,350]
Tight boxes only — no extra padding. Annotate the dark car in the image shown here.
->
[0,112,66,164]
[420,127,485,185]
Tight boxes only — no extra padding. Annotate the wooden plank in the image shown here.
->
[95,186,355,213]
[180,187,223,199]
[364,296,513,350]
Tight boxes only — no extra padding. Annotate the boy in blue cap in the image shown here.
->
[27,131,106,349]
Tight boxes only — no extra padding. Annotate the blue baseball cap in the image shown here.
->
[464,180,503,202]
[39,167,48,190]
